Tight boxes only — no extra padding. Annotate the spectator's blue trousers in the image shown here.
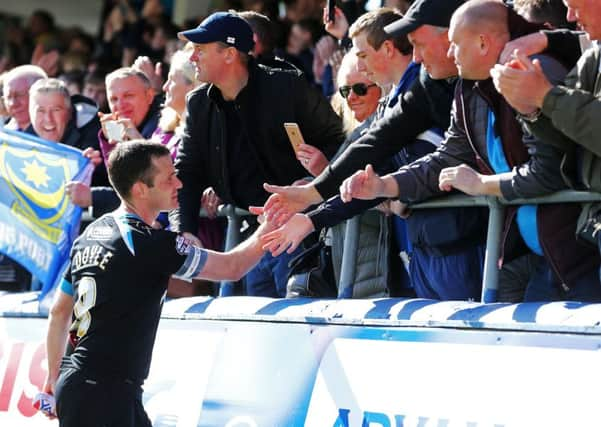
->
[410,244,485,301]
[245,248,303,297]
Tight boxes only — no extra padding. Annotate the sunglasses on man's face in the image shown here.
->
[338,83,378,99]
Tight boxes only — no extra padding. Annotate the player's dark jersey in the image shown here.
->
[61,209,207,382]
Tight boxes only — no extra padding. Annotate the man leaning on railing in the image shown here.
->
[491,0,601,300]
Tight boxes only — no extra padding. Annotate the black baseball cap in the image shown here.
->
[384,0,465,37]
[178,12,255,53]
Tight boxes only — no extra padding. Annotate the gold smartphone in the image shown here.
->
[284,123,305,153]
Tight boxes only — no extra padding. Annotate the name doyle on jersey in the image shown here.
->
[71,245,114,273]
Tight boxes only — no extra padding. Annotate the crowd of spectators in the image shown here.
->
[2,0,601,305]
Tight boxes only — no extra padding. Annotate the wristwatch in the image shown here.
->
[520,108,543,123]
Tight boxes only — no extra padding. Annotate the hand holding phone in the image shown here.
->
[326,0,336,23]
[103,120,125,143]
[284,123,306,153]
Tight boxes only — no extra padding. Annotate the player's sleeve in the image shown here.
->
[59,263,74,297]
[163,232,208,280]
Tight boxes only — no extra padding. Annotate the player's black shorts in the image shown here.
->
[55,362,151,427]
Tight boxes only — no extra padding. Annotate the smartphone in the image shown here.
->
[326,0,336,23]
[284,123,305,153]
[103,120,125,142]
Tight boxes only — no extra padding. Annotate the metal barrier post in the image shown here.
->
[481,196,505,303]
[337,216,361,298]
[219,205,241,297]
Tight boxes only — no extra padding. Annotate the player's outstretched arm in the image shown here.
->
[192,220,272,282]
[260,213,315,257]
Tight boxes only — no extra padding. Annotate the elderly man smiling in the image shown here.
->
[28,78,107,189]
[3,65,47,133]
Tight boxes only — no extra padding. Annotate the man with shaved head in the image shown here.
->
[447,0,511,80]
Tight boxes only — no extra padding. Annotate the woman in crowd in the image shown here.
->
[151,45,199,158]
[289,52,393,299]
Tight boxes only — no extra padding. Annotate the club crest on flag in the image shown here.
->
[0,143,71,243]
[0,128,90,298]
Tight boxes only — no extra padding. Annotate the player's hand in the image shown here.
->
[296,143,329,177]
[438,164,485,195]
[262,183,322,226]
[260,213,314,256]
[201,187,221,219]
[65,181,92,207]
[339,164,385,202]
[323,6,349,40]
[248,206,276,236]
[182,231,203,248]
[499,32,548,64]
[38,377,57,419]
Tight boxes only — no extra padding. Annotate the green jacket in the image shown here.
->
[528,44,601,192]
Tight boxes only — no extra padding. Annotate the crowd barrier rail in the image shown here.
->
[213,190,601,301]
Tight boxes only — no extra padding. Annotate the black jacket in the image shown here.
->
[62,95,108,187]
[171,60,345,234]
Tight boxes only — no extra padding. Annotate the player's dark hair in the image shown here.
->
[107,140,170,201]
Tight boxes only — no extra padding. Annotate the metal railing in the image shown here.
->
[216,205,247,297]
[214,190,601,301]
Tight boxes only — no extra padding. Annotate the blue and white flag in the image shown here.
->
[0,129,92,298]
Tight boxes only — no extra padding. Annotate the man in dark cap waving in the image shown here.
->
[172,12,344,297]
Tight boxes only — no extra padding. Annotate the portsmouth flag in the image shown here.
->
[0,128,92,298]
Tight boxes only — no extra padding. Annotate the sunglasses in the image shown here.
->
[338,83,378,99]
